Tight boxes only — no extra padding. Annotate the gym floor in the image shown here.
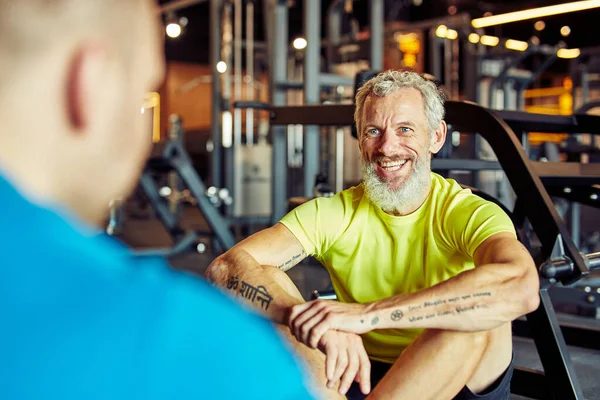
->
[118,205,600,400]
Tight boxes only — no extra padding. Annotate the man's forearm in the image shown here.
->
[206,250,303,324]
[365,262,539,332]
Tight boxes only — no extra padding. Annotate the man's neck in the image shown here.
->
[0,148,102,226]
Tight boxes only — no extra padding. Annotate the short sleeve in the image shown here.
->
[442,191,516,258]
[279,192,352,259]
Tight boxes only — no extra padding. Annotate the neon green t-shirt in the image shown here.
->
[280,172,516,364]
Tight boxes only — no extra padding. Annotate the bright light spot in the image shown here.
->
[141,107,145,114]
[435,25,448,38]
[557,48,580,59]
[216,61,227,73]
[166,23,182,38]
[293,37,307,50]
[560,25,571,37]
[468,33,480,43]
[505,39,528,51]
[446,29,458,40]
[534,20,546,31]
[480,35,500,46]
[159,187,172,197]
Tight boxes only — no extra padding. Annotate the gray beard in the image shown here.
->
[361,154,432,214]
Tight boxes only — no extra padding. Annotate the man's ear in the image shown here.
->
[66,44,108,131]
[429,120,447,154]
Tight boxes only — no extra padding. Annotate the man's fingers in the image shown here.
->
[331,348,348,385]
[325,342,338,382]
[358,348,372,395]
[288,303,313,327]
[338,350,359,395]
[299,313,327,346]
[290,302,325,340]
[308,317,333,349]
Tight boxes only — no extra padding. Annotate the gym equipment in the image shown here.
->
[140,117,236,255]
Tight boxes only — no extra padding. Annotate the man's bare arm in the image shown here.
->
[205,223,308,324]
[289,233,541,348]
[366,233,540,331]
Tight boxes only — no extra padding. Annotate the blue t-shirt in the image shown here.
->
[0,174,315,400]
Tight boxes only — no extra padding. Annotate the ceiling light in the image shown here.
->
[557,48,580,58]
[216,61,227,73]
[166,23,182,38]
[534,20,546,31]
[293,37,307,50]
[560,26,571,36]
[435,25,448,38]
[472,0,600,28]
[480,35,500,46]
[446,29,458,40]
[468,33,480,43]
[505,39,528,51]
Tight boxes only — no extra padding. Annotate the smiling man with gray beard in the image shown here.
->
[207,70,540,400]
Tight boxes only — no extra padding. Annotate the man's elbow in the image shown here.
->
[515,263,540,315]
[205,255,232,285]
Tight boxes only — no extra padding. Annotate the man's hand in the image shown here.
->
[318,330,371,396]
[289,300,373,349]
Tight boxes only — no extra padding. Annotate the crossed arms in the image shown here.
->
[205,223,540,395]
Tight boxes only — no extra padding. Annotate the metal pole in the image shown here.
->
[327,0,344,71]
[209,0,222,187]
[246,1,255,146]
[222,2,234,215]
[232,0,243,216]
[270,0,289,223]
[581,65,590,104]
[335,127,344,193]
[303,0,320,197]
[234,0,242,147]
[443,38,452,97]
[370,0,383,71]
[429,29,441,79]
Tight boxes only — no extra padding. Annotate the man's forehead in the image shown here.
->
[364,89,426,118]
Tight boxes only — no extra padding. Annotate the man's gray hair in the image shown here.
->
[354,70,446,137]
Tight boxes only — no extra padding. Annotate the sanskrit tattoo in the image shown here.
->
[277,249,307,271]
[226,275,273,310]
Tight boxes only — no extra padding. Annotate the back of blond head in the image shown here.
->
[0,0,140,95]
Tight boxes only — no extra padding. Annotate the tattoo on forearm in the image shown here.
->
[390,292,492,323]
[391,310,404,321]
[226,275,273,310]
[277,249,307,271]
[371,316,379,326]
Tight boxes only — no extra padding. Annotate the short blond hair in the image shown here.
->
[0,0,138,93]
[354,70,446,137]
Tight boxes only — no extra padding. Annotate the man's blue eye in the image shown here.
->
[368,128,379,135]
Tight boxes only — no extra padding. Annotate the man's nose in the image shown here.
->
[378,129,400,156]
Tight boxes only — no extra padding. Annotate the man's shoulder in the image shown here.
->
[430,173,487,211]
